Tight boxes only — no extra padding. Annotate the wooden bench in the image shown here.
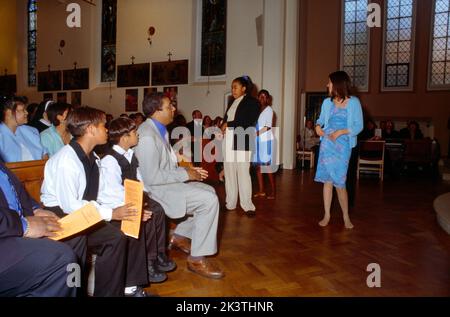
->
[5,159,47,203]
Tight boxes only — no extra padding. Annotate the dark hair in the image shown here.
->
[143,92,166,117]
[329,71,353,100]
[108,117,137,145]
[47,102,71,126]
[258,89,270,98]
[135,112,145,121]
[66,106,106,138]
[32,100,53,124]
[0,98,24,122]
[232,76,254,96]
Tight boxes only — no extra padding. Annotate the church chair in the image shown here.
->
[357,141,385,181]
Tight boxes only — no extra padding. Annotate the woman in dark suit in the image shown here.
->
[221,76,260,217]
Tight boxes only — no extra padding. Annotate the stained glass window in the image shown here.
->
[101,0,117,82]
[341,0,370,90]
[382,0,416,89]
[28,0,37,87]
[429,0,450,89]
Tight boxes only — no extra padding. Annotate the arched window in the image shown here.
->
[28,0,37,87]
[428,0,450,90]
[341,0,371,91]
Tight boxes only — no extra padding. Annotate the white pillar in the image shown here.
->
[262,0,299,169]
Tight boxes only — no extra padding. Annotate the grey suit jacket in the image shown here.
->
[134,119,190,219]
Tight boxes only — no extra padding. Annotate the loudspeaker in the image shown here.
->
[256,15,263,47]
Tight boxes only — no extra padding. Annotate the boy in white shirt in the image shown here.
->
[98,117,176,285]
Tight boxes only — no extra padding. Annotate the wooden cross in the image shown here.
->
[48,64,51,72]
[167,52,172,62]
[73,62,77,70]
[131,56,135,65]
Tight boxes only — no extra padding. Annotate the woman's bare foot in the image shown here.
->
[319,216,330,227]
[344,218,354,229]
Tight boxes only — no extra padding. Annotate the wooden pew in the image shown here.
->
[5,159,47,203]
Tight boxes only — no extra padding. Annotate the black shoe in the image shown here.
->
[148,261,167,283]
[156,253,177,272]
[245,210,256,218]
[125,286,156,297]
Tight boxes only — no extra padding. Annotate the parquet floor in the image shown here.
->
[149,170,450,297]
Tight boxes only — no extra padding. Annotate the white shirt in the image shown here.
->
[226,95,244,122]
[97,145,144,210]
[257,106,274,142]
[300,127,320,150]
[40,144,113,221]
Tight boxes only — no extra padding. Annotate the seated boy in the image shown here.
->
[98,117,176,284]
[41,106,149,297]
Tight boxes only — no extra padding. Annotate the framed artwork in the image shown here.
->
[43,93,53,101]
[152,60,188,86]
[143,87,157,100]
[117,63,150,87]
[125,89,138,112]
[163,86,178,109]
[57,92,67,103]
[71,91,82,107]
[38,71,62,92]
[0,75,17,95]
[63,68,89,90]
[305,92,328,124]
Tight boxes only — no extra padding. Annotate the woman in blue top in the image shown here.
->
[40,102,72,157]
[0,97,47,163]
[314,71,363,229]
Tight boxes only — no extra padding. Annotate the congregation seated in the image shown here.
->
[359,119,382,141]
[298,119,320,150]
[0,97,47,163]
[381,120,401,141]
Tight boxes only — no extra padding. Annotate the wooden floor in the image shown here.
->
[149,170,450,297]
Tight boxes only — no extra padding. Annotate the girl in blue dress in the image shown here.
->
[314,71,363,229]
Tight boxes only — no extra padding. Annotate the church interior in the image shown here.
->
[0,0,450,297]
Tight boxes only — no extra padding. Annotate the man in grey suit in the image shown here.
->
[135,92,224,279]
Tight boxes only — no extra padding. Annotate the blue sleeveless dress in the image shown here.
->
[314,103,351,188]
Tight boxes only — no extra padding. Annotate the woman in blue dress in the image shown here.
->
[314,71,363,229]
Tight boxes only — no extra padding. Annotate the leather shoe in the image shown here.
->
[148,261,167,283]
[245,210,256,218]
[187,258,224,279]
[157,253,177,272]
[168,234,191,254]
[125,286,157,297]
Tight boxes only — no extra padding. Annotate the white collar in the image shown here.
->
[112,144,134,157]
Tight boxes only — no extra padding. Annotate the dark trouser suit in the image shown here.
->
[0,238,77,297]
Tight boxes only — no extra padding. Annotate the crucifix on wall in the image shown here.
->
[167,52,172,62]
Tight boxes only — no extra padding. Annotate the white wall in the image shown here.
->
[16,0,264,120]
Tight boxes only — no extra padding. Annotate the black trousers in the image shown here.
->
[47,206,127,297]
[0,238,77,297]
[144,196,167,260]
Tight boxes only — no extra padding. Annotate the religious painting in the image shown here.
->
[305,92,328,124]
[101,0,117,82]
[71,91,82,108]
[152,60,188,86]
[163,86,178,109]
[63,68,89,90]
[200,0,227,76]
[125,89,138,112]
[43,93,53,101]
[143,87,157,99]
[117,63,150,88]
[0,75,17,95]
[38,71,62,92]
[57,92,67,103]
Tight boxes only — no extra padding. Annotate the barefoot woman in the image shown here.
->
[314,71,363,229]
